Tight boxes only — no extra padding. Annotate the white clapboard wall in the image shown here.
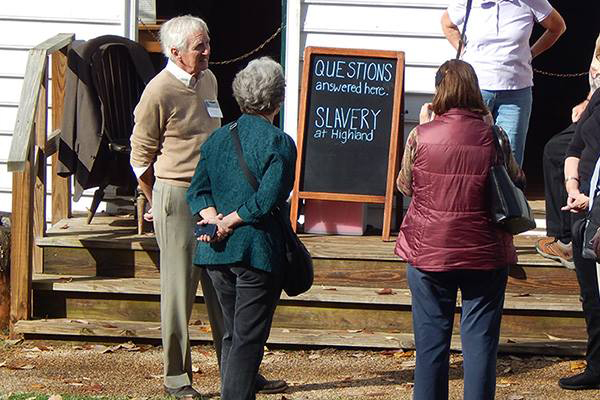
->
[283,0,454,142]
[0,0,134,217]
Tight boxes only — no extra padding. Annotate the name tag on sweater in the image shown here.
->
[204,99,223,118]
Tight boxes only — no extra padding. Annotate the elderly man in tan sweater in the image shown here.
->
[130,15,286,399]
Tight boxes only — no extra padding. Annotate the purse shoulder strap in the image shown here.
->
[229,121,259,192]
[456,0,473,59]
[490,124,508,166]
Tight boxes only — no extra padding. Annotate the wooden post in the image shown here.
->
[33,62,48,274]
[0,222,9,332]
[10,146,34,335]
[51,47,71,224]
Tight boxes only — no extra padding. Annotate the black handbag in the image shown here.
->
[583,194,600,260]
[488,125,536,235]
[229,122,314,296]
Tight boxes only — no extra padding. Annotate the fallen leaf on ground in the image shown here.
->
[48,395,63,400]
[88,383,103,392]
[146,374,162,380]
[351,353,365,358]
[24,396,36,400]
[122,342,137,349]
[24,345,53,352]
[308,354,321,360]
[347,329,363,333]
[395,350,415,358]
[5,339,23,346]
[508,395,524,400]
[10,364,35,370]
[29,383,45,390]
[282,329,290,333]
[60,224,69,229]
[70,319,89,324]
[570,360,587,371]
[0,361,5,367]
[502,366,513,374]
[192,365,201,373]
[400,360,416,368]
[497,383,511,388]
[376,288,395,295]
[508,355,522,361]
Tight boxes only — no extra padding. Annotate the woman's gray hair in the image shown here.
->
[232,57,285,115]
[159,15,209,60]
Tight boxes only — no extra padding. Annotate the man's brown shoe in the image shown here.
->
[535,237,574,269]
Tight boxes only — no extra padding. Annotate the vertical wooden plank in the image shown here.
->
[382,53,405,242]
[33,62,48,274]
[289,46,314,231]
[51,48,71,224]
[10,147,34,335]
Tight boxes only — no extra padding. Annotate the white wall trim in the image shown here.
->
[0,15,121,25]
[303,0,446,9]
[284,0,302,141]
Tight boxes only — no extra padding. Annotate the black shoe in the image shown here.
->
[559,369,600,390]
[164,385,204,399]
[255,374,288,394]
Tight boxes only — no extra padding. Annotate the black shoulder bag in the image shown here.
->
[455,0,473,59]
[229,122,313,297]
[488,125,536,235]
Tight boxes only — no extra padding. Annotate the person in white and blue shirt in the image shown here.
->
[442,0,566,166]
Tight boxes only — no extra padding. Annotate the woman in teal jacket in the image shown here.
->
[186,57,296,400]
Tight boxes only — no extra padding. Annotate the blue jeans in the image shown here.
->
[481,87,532,166]
[407,266,509,400]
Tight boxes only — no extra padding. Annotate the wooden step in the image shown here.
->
[39,216,577,295]
[31,274,587,344]
[32,274,582,312]
[13,318,585,356]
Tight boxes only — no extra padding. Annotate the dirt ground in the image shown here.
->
[0,339,599,400]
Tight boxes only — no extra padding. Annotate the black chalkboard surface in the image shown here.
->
[290,47,405,241]
[302,54,397,196]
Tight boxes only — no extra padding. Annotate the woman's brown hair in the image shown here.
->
[431,59,488,116]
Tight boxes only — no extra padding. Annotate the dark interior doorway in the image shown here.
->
[528,1,600,197]
[156,1,283,125]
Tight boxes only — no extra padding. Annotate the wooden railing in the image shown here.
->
[7,33,74,334]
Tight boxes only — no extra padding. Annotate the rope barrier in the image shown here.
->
[138,19,284,66]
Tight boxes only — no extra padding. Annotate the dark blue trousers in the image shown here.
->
[206,265,282,400]
[407,266,509,400]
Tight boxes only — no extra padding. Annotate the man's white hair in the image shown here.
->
[159,15,209,60]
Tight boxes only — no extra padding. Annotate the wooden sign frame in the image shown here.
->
[290,47,405,241]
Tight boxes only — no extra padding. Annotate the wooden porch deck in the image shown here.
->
[16,201,588,356]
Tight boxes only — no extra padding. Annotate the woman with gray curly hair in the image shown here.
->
[186,57,296,400]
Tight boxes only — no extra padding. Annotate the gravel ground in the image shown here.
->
[0,340,599,399]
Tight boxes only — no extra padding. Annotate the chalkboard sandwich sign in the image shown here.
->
[290,47,405,241]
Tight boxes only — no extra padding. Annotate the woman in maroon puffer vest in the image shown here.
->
[395,59,525,400]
